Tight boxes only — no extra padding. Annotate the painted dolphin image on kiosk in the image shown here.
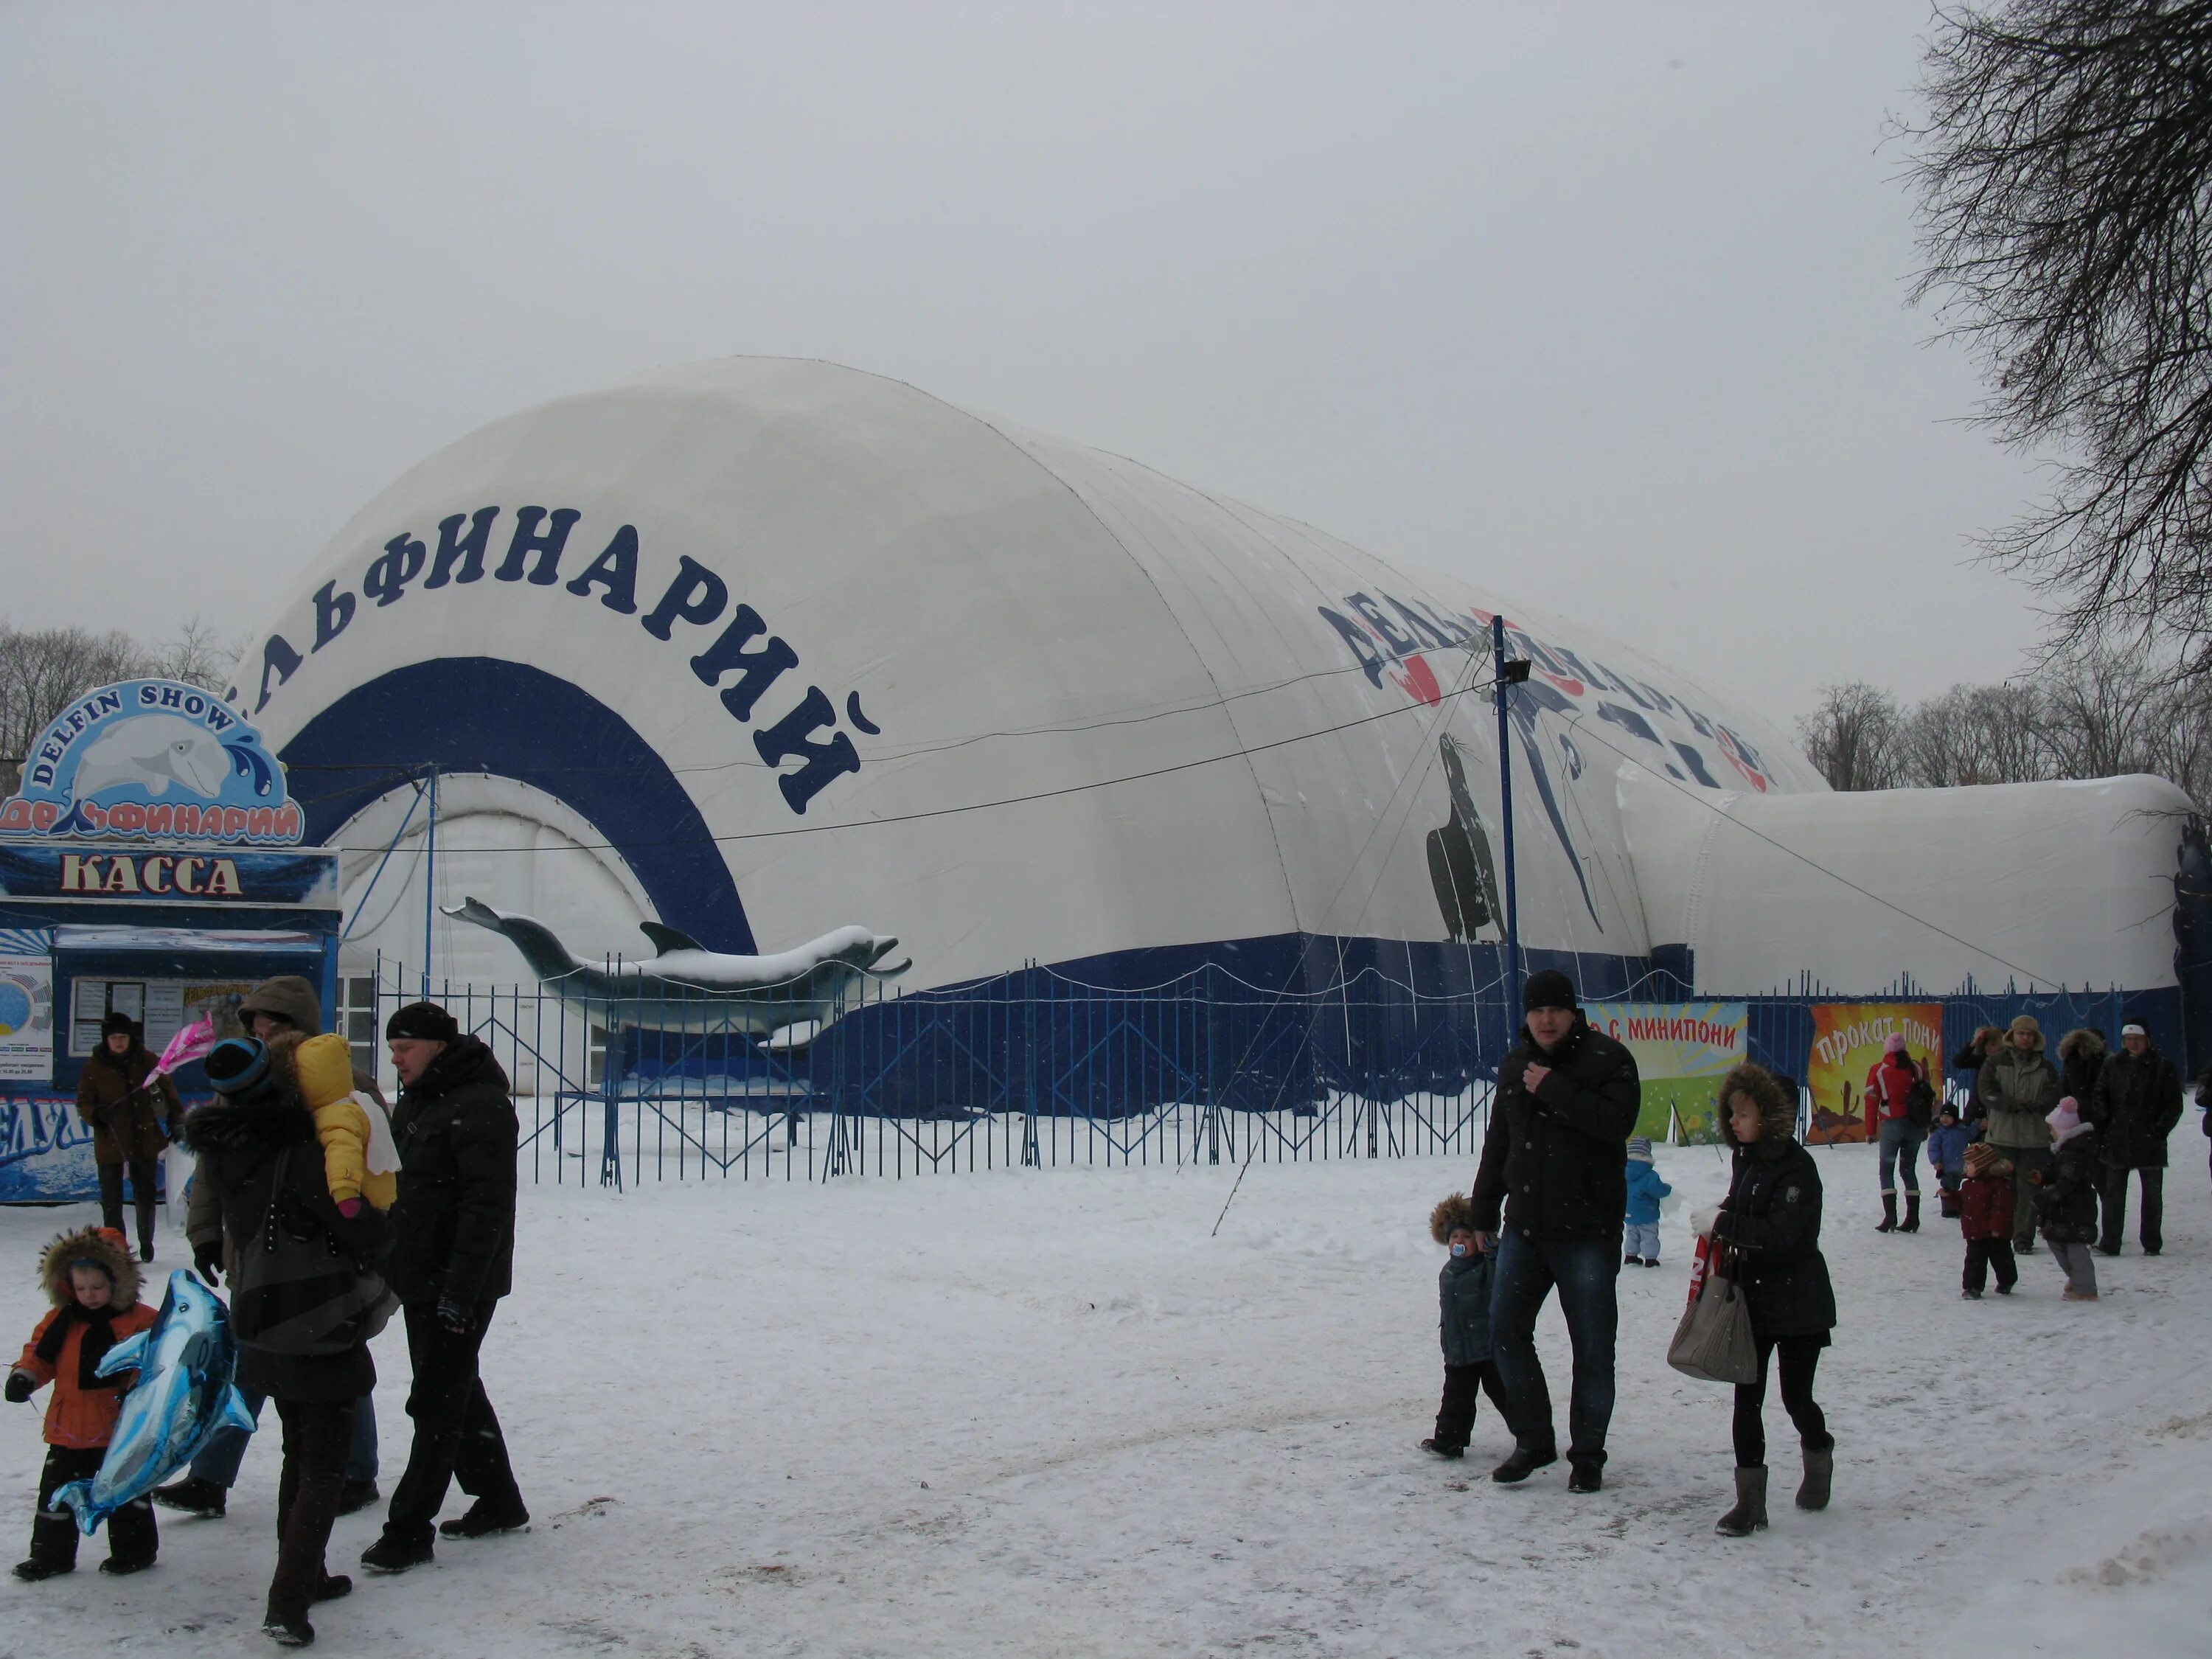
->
[444,897,911,1036]
[55,1270,259,1534]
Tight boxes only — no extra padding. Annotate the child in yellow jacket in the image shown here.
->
[271,1032,400,1217]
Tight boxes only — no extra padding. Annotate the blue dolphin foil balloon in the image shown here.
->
[55,1270,257,1534]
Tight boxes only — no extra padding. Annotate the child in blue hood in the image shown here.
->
[1624,1135,1671,1265]
[1925,1104,1971,1219]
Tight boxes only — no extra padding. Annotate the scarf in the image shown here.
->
[32,1301,125,1390]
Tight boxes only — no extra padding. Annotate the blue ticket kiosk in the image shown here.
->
[0,678,340,1202]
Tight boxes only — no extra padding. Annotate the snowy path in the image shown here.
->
[4,1144,2208,1656]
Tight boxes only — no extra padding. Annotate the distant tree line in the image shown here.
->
[1797,640,2212,809]
[0,619,234,796]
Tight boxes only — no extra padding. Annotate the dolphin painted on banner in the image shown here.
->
[443,897,912,1035]
[68,714,234,802]
[55,1270,258,1534]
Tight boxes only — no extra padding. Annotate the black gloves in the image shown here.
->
[434,1297,473,1336]
[4,1371,34,1404]
[194,1243,226,1287]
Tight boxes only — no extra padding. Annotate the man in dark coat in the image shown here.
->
[361,1001,526,1574]
[2086,1022,2184,1256]
[1469,969,1641,1493]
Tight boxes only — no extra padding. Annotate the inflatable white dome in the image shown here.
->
[225,358,2191,1018]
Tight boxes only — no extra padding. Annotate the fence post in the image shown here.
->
[1021,963,1040,1167]
[597,992,622,1191]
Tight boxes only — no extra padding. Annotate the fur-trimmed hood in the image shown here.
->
[38,1226,139,1311]
[2057,1028,2107,1064]
[1430,1192,1477,1245]
[1718,1062,1798,1160]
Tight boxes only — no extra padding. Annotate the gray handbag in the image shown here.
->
[1666,1247,1760,1385]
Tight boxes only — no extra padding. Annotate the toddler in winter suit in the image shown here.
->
[1623,1136,1671,1265]
[274,1031,400,1218]
[2029,1096,2101,1300]
[1958,1141,2018,1298]
[1925,1106,1970,1220]
[1420,1195,1506,1460]
[7,1228,159,1579]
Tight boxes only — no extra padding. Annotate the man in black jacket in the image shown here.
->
[361,1001,527,1574]
[2086,1022,2184,1256]
[1469,970,1641,1493]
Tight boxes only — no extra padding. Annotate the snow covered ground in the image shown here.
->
[4,1142,2209,1657]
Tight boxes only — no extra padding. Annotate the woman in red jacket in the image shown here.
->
[1862,1034,1929,1234]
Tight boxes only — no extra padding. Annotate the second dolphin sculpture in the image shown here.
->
[443,897,912,1035]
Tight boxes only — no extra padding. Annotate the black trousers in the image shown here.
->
[1964,1237,2018,1295]
[268,1398,355,1624]
[1431,1361,1507,1454]
[28,1444,156,1570]
[383,1300,523,1546]
[2096,1164,2164,1253]
[1731,1334,1831,1468]
[96,1159,159,1250]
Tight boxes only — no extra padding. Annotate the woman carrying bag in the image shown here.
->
[1692,1063,1837,1537]
[180,1035,386,1649]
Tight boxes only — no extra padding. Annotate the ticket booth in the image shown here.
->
[0,678,338,1202]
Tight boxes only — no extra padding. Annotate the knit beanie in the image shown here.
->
[2047,1096,2081,1135]
[385,1001,460,1043]
[1883,1032,1907,1054]
[203,1037,273,1099]
[100,1010,137,1041]
[1522,970,1576,1012]
[1626,1135,1655,1163]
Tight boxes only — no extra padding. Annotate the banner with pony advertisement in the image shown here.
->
[1584,1001,1747,1144]
[1806,1002,1944,1145]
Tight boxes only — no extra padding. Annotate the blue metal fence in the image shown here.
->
[349,956,2162,1186]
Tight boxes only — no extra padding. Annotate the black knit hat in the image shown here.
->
[385,1001,460,1043]
[1522,969,1577,1012]
[100,1010,138,1040]
[203,1037,274,1100]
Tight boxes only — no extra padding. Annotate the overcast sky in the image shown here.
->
[2,1,2048,723]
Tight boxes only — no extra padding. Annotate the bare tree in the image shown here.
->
[1798,682,1907,790]
[0,619,234,795]
[1904,1,2212,671]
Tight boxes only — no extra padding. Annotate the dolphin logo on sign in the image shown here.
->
[0,679,302,844]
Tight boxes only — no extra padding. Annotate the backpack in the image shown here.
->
[1905,1063,1938,1130]
[230,1145,396,1356]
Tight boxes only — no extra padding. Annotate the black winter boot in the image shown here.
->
[1796,1443,1834,1512]
[151,1475,226,1517]
[1875,1192,1898,1233]
[1715,1465,1769,1536]
[1899,1194,1921,1234]
[1489,1445,1559,1484]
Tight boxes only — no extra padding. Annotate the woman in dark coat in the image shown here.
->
[74,1012,180,1262]
[1701,1062,1837,1537]
[179,1037,383,1648]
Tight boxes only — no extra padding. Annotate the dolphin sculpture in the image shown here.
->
[443,897,912,1036]
[55,1270,257,1534]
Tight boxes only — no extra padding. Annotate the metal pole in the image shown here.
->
[421,765,439,1000]
[1492,616,1522,1015]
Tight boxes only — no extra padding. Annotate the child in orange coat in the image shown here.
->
[6,1227,160,1579]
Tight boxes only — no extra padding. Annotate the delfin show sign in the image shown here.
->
[1585,1001,1747,1144]
[1,680,302,846]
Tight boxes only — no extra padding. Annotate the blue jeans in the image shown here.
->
[192,1388,378,1487]
[1486,1229,1621,1467]
[1878,1119,1924,1194]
